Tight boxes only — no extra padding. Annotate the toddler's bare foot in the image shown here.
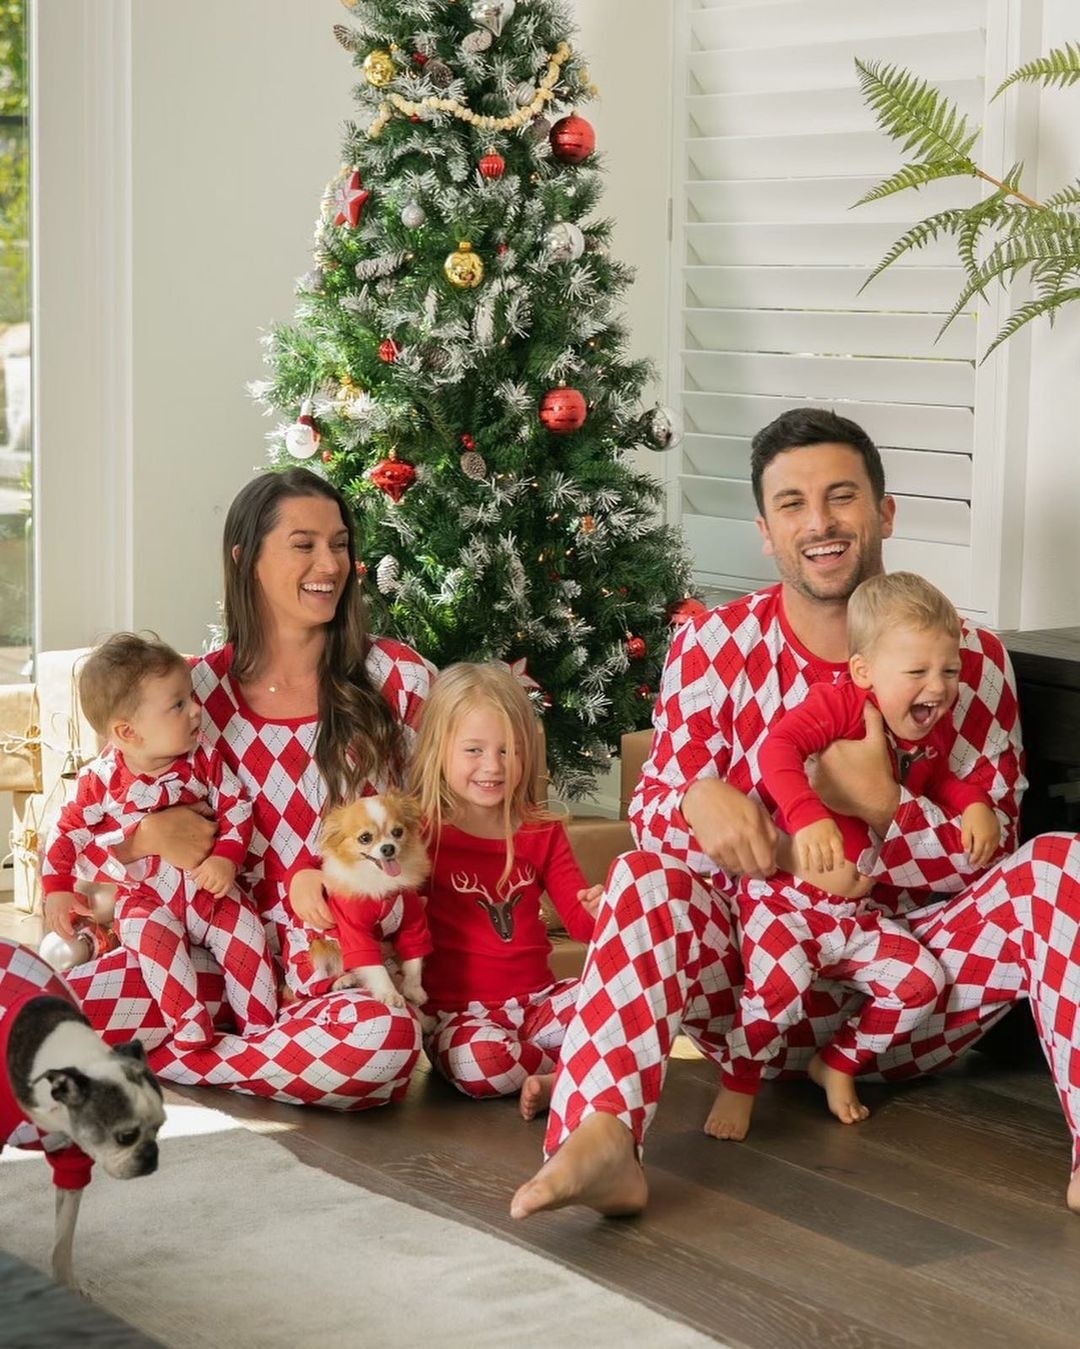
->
[519,1073,554,1121]
[510,1112,647,1220]
[1067,1169,1080,1213]
[808,1053,870,1124]
[703,1085,755,1140]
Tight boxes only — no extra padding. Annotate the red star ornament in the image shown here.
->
[333,170,371,228]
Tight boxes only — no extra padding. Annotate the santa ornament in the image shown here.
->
[285,400,320,459]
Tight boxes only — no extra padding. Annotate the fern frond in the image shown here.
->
[995,43,1080,97]
[855,59,980,163]
[857,209,969,291]
[983,288,1080,359]
[1043,179,1080,210]
[936,229,1080,335]
[853,158,977,206]
[956,188,1011,282]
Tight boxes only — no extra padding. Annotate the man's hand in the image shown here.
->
[681,778,779,879]
[114,802,217,870]
[289,868,334,930]
[811,703,900,836]
[794,819,846,873]
[44,890,95,938]
[191,855,237,898]
[961,802,1000,867]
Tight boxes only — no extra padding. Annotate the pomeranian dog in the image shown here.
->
[310,792,432,1009]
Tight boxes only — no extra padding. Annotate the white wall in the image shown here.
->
[1018,0,1080,629]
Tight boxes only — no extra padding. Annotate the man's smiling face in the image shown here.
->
[756,442,895,604]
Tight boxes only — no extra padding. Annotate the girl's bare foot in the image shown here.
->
[519,1073,554,1121]
[510,1112,647,1220]
[808,1052,870,1124]
[704,1085,755,1140]
[1067,1169,1080,1213]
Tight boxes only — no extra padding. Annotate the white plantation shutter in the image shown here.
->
[668,0,1033,624]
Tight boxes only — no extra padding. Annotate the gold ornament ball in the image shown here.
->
[363,49,396,87]
[444,241,485,289]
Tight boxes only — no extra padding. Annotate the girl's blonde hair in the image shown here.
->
[847,571,961,658]
[411,662,548,880]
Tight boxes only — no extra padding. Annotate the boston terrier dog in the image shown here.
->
[1,939,165,1285]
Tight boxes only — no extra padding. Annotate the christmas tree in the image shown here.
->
[255,0,696,797]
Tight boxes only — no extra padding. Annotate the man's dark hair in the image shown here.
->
[750,407,886,514]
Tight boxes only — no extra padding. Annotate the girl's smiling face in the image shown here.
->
[445,703,524,815]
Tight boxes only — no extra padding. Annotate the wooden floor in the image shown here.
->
[5,899,1080,1348]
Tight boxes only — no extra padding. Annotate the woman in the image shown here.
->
[64,468,434,1108]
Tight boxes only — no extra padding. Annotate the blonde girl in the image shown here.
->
[412,663,600,1118]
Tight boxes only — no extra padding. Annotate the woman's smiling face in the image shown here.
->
[253,494,351,632]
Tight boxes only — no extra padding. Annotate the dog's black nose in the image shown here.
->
[136,1141,159,1176]
[379,842,397,858]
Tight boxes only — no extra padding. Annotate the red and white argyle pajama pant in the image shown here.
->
[545,834,1080,1171]
[114,866,278,1045]
[425,978,581,1097]
[720,878,945,1093]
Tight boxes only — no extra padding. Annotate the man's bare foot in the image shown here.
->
[703,1085,755,1140]
[1067,1169,1080,1213]
[509,1112,647,1220]
[808,1053,870,1125]
[519,1073,554,1122]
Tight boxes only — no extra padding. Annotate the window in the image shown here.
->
[669,0,1028,624]
[0,0,29,678]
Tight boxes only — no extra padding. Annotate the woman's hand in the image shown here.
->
[44,890,95,938]
[289,868,334,930]
[114,803,217,870]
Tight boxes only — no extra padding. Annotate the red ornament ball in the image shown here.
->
[479,151,506,180]
[461,433,476,450]
[355,560,368,578]
[321,449,334,464]
[550,115,596,164]
[379,338,400,363]
[539,386,587,434]
[626,635,647,660]
[369,451,417,503]
[412,52,429,65]
[637,684,653,702]
[670,597,708,627]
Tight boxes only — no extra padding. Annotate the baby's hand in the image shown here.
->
[794,820,846,874]
[577,884,604,920]
[43,890,95,938]
[290,868,334,930]
[191,855,237,898]
[961,802,1000,868]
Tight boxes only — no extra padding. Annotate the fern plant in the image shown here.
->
[855,43,1080,359]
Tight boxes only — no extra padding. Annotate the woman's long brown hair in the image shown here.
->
[222,468,403,806]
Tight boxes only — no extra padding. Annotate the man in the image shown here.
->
[512,407,1080,1219]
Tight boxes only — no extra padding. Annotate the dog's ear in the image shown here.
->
[319,814,346,854]
[393,792,423,831]
[112,1039,148,1066]
[43,1068,93,1107]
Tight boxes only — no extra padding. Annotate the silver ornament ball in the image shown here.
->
[544,221,585,264]
[471,0,515,37]
[514,82,536,106]
[401,201,426,229]
[645,404,684,451]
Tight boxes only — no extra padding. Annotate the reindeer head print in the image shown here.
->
[451,866,536,942]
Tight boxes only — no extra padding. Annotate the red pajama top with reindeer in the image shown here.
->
[422,821,594,1012]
